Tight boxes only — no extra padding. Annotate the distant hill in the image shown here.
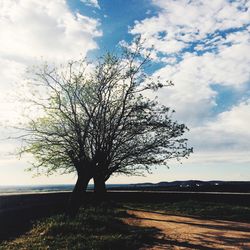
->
[1,181,250,195]
[110,180,250,193]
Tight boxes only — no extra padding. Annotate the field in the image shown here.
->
[0,203,154,250]
[1,200,250,250]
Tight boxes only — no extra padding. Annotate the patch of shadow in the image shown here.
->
[132,215,250,233]
[143,237,219,250]
[0,204,66,243]
[193,232,250,248]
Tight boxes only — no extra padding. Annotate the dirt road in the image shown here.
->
[125,209,250,250]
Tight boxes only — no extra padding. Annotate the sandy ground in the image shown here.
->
[125,209,250,250]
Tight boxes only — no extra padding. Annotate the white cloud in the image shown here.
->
[133,1,250,125]
[131,0,250,168]
[0,0,102,62]
[185,151,250,165]
[0,0,102,123]
[131,0,250,55]
[80,0,100,9]
[152,34,250,124]
[0,0,102,112]
[185,100,250,165]
[0,0,102,179]
[193,100,250,149]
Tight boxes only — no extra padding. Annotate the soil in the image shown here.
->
[125,209,250,250]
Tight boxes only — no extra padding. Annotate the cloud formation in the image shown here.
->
[196,101,250,148]
[80,0,100,9]
[0,0,101,63]
[0,0,102,180]
[0,0,249,183]
[131,0,249,56]
[130,0,250,165]
[0,0,102,121]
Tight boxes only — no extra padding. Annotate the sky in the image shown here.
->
[0,0,249,185]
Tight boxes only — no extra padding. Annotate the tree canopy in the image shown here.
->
[20,39,192,211]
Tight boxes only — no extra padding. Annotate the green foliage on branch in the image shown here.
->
[20,38,192,181]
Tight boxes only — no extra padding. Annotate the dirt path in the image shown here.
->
[125,209,250,250]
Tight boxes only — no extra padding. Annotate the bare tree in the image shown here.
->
[88,43,192,195]
[20,38,192,213]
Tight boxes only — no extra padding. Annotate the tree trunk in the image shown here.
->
[93,175,107,202]
[67,174,91,216]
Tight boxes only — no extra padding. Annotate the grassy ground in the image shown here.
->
[1,200,250,250]
[0,203,157,250]
[124,200,250,222]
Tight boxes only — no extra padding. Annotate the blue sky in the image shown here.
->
[0,0,249,185]
[67,0,161,60]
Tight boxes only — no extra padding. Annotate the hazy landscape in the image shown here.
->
[1,180,250,195]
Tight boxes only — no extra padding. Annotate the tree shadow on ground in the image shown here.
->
[124,208,250,250]
[143,238,219,250]
[132,215,250,233]
[126,207,250,231]
[2,202,250,249]
[0,204,65,243]
[193,231,250,249]
[0,203,163,250]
